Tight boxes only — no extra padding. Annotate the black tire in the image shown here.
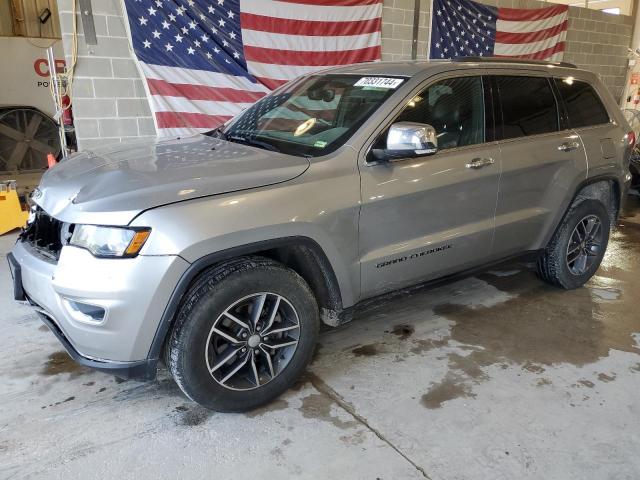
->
[537,199,610,289]
[167,256,319,412]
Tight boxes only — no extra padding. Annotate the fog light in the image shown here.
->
[62,298,106,324]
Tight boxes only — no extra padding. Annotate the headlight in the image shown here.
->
[70,225,151,258]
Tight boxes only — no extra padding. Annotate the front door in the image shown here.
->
[358,75,501,299]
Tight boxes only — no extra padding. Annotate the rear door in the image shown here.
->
[490,74,587,258]
[553,77,626,179]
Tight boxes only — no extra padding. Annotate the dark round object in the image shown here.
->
[537,199,610,289]
[166,256,319,412]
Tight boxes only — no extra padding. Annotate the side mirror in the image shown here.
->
[372,122,438,162]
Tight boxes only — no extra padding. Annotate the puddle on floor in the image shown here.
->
[298,393,357,430]
[41,351,91,378]
[351,344,379,357]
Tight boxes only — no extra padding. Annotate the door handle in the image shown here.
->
[465,157,495,169]
[558,141,580,152]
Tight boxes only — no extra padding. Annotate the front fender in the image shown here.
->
[130,175,361,308]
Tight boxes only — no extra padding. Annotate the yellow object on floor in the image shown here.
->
[0,181,28,235]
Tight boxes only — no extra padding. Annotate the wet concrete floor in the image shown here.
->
[1,195,639,479]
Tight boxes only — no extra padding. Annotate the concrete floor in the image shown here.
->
[2,196,640,480]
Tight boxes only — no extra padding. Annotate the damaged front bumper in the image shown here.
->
[8,240,190,380]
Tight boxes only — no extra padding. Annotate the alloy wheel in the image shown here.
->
[566,214,603,276]
[205,292,300,391]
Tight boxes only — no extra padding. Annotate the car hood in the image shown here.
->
[35,135,310,225]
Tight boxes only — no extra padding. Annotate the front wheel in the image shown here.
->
[537,199,610,289]
[167,257,319,412]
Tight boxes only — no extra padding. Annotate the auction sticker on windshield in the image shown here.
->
[354,77,404,89]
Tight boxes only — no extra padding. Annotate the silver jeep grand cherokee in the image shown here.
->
[8,58,633,411]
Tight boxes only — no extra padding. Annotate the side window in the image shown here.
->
[496,76,559,139]
[554,78,610,129]
[394,76,484,151]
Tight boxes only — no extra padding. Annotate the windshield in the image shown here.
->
[210,74,404,157]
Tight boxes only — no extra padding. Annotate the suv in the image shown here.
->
[7,58,633,411]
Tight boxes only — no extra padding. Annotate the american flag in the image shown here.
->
[123,0,383,138]
[429,0,568,62]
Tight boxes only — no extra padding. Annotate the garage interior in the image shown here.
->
[2,0,640,478]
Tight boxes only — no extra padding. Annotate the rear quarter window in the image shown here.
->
[554,78,610,129]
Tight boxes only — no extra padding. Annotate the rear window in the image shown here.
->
[554,78,610,129]
[496,76,559,139]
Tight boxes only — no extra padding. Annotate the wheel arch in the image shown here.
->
[147,236,344,363]
[542,175,621,249]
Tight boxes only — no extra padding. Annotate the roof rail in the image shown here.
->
[452,56,577,69]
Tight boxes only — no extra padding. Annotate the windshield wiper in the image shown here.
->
[203,126,227,139]
[227,135,281,153]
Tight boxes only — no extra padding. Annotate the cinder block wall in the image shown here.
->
[58,0,156,150]
[381,0,633,100]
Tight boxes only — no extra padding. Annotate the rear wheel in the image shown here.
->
[537,199,610,289]
[167,256,319,412]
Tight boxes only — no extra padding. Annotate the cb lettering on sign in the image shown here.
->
[34,58,66,77]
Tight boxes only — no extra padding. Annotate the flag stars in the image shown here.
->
[147,6,156,16]
[201,33,209,42]
[155,0,162,7]
[218,18,226,27]
[168,13,176,21]
[142,39,151,48]
[208,5,215,13]
[165,43,174,52]
[175,33,183,42]
[152,29,161,38]
[187,46,195,55]
[233,51,240,59]
[176,5,185,15]
[229,31,236,39]
[181,26,189,34]
[161,20,170,29]
[227,10,235,18]
[188,20,197,29]
[206,52,212,59]
[194,39,201,47]
[138,16,148,25]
